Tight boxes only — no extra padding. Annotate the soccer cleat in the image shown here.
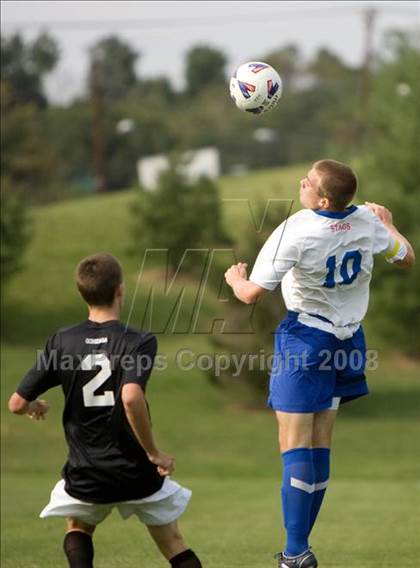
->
[275,548,318,568]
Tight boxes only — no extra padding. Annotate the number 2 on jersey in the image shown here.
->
[82,353,115,407]
[323,250,362,288]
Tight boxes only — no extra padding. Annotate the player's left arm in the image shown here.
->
[365,202,415,269]
[224,262,267,304]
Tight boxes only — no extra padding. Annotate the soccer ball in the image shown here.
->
[229,61,282,115]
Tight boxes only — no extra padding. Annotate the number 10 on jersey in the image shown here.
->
[323,250,362,288]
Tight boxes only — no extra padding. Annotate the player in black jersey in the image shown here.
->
[8,253,203,568]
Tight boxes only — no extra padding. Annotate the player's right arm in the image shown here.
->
[365,202,415,269]
[8,394,49,419]
[121,383,174,476]
[8,334,59,420]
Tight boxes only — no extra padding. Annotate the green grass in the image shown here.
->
[2,165,420,567]
[2,164,305,342]
[2,349,420,567]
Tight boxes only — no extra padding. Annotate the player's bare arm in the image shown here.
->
[8,393,49,420]
[121,383,175,476]
[365,201,415,268]
[224,262,267,304]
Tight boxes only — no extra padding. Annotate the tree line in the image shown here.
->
[2,31,369,199]
[1,29,419,355]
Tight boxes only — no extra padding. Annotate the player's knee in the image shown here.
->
[312,429,333,448]
[312,430,331,447]
[312,410,336,447]
[276,411,314,450]
[66,518,96,536]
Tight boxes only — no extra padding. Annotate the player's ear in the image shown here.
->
[318,196,330,210]
[116,282,124,299]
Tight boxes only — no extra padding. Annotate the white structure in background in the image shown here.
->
[137,147,221,191]
[116,118,135,135]
[253,127,278,144]
[137,155,168,191]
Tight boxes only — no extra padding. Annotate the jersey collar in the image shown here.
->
[87,319,119,327]
[312,204,358,219]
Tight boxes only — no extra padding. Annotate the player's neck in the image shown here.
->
[314,205,350,213]
[88,305,120,324]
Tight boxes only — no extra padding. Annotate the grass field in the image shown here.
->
[2,165,420,567]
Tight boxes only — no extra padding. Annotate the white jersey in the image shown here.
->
[249,205,407,339]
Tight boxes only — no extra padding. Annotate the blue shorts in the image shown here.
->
[268,311,368,413]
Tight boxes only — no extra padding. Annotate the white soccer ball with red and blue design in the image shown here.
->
[229,61,282,115]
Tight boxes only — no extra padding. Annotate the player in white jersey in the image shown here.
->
[224,160,415,568]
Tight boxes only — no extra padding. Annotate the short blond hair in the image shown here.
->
[314,159,358,211]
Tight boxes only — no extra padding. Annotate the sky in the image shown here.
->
[1,1,419,104]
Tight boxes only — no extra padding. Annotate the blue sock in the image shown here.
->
[309,448,330,533]
[281,448,314,557]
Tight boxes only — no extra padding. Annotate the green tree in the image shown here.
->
[137,77,175,105]
[360,30,420,355]
[264,44,302,90]
[207,201,289,402]
[92,95,174,190]
[1,179,31,286]
[185,46,226,96]
[87,37,140,191]
[308,47,355,83]
[1,33,60,200]
[1,32,59,108]
[88,36,139,101]
[41,100,94,192]
[261,46,361,164]
[1,81,57,194]
[132,165,228,273]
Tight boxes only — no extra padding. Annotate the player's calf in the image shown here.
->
[63,531,94,568]
[148,522,202,567]
[64,519,95,568]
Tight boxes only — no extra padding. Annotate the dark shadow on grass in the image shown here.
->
[340,389,420,421]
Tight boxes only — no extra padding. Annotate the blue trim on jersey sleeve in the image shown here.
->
[312,205,358,219]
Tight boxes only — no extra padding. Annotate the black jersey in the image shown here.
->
[16,319,164,503]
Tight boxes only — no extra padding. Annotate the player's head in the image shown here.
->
[76,253,124,309]
[300,159,358,211]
